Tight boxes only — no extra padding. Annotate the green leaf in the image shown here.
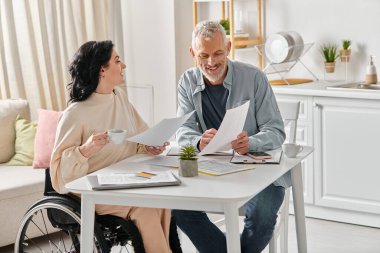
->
[321,43,339,62]
[219,19,230,35]
[179,145,197,160]
[342,39,351,50]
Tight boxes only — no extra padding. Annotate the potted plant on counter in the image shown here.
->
[340,39,351,62]
[321,44,339,73]
[179,145,198,177]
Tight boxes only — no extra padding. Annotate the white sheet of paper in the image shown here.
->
[130,155,179,168]
[127,111,194,146]
[199,101,250,156]
[166,146,233,156]
[198,160,255,176]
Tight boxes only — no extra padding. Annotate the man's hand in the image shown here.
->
[199,128,217,151]
[231,131,249,155]
[79,132,109,158]
[146,142,170,155]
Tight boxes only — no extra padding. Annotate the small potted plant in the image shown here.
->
[219,19,230,35]
[219,19,248,48]
[340,39,351,62]
[179,145,198,177]
[321,44,339,73]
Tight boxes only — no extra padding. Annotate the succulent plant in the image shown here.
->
[342,40,351,50]
[179,145,197,160]
[321,44,339,63]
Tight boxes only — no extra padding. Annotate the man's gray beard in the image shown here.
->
[201,64,227,84]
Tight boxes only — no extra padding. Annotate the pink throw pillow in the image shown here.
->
[32,109,62,168]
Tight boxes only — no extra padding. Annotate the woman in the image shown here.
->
[50,40,172,253]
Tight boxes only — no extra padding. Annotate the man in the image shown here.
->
[172,20,289,253]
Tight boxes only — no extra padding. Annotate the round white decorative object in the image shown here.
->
[265,33,289,63]
[265,31,304,64]
[285,31,304,62]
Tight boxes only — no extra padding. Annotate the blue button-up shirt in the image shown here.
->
[176,59,290,187]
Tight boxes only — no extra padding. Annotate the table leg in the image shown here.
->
[291,163,308,253]
[224,203,241,253]
[81,194,95,253]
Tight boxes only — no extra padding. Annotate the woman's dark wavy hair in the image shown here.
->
[68,40,114,103]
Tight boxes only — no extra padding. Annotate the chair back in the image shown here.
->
[266,101,301,253]
[277,101,300,144]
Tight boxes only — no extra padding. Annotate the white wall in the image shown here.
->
[176,0,380,83]
[265,0,380,82]
[121,0,178,124]
[174,0,194,88]
[119,0,380,121]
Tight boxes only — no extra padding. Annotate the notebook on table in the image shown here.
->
[87,171,181,190]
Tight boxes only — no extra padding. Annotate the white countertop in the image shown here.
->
[272,81,380,100]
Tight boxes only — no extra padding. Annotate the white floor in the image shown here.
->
[179,214,380,253]
[2,214,379,253]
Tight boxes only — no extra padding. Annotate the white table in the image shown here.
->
[66,146,313,253]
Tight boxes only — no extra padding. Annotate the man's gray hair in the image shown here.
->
[191,20,228,49]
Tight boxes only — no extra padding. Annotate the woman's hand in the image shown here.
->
[79,132,109,158]
[145,142,170,155]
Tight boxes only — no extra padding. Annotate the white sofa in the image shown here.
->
[0,99,46,247]
[0,164,45,247]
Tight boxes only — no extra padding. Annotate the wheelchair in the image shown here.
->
[15,169,182,253]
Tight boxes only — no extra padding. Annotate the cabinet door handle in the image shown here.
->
[313,102,321,108]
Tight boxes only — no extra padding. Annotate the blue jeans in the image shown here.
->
[172,183,285,253]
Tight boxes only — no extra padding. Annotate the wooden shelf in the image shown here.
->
[234,39,260,47]
[194,0,230,2]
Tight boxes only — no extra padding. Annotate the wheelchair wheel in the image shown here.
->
[15,196,108,253]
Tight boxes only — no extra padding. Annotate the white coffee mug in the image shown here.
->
[282,143,303,158]
[107,129,127,144]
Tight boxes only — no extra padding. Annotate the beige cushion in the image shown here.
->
[0,99,30,163]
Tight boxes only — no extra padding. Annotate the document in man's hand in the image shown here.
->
[87,171,181,190]
[199,101,250,156]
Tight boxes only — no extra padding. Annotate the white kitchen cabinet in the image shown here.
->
[313,97,380,227]
[275,86,380,228]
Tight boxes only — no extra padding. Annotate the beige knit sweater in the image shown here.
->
[50,86,148,194]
